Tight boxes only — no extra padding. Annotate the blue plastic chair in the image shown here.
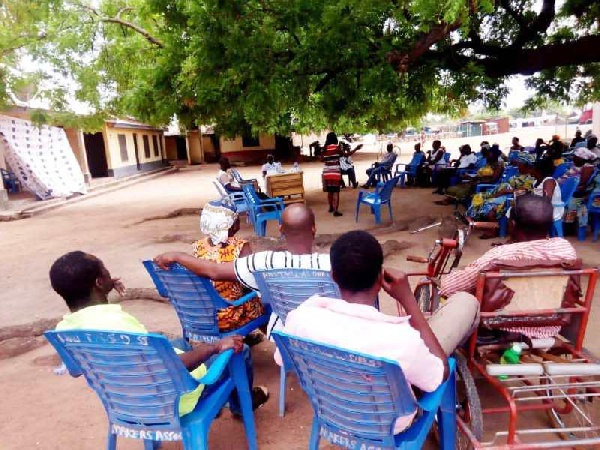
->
[394,153,424,187]
[587,192,600,242]
[474,165,519,194]
[356,176,400,224]
[44,329,257,450]
[213,181,249,215]
[241,183,285,237]
[552,163,572,179]
[254,268,341,417]
[551,176,579,238]
[1,168,20,193]
[143,261,271,347]
[372,153,398,184]
[272,331,457,450]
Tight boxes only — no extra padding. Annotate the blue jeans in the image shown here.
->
[200,345,253,415]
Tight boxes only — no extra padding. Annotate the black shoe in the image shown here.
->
[333,211,343,217]
[232,386,269,419]
[352,182,359,189]
[361,184,370,189]
[328,206,334,213]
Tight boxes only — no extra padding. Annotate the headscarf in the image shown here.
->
[574,147,597,161]
[200,200,238,245]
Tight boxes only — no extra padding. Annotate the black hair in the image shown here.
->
[512,194,553,232]
[49,251,102,311]
[330,231,383,292]
[218,156,231,169]
[462,144,472,154]
[324,132,338,147]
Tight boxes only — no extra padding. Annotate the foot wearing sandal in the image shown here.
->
[232,386,269,419]
[328,206,334,213]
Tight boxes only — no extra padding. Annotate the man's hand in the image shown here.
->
[217,335,244,354]
[382,268,414,308]
[153,252,184,270]
[112,278,126,296]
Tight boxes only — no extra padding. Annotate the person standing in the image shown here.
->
[321,132,344,216]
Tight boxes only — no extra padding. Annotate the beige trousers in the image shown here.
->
[428,292,480,356]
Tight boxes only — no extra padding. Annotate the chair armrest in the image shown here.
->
[228,290,259,307]
[416,357,456,411]
[475,183,496,193]
[197,349,234,385]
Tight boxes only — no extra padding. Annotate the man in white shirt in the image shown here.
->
[261,154,279,178]
[154,204,330,292]
[276,230,480,432]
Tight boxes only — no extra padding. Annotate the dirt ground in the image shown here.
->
[1,130,599,449]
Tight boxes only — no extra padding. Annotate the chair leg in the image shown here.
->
[106,429,117,450]
[143,439,157,450]
[437,367,457,450]
[279,364,286,417]
[388,203,393,223]
[182,427,208,450]
[355,201,361,223]
[578,225,587,241]
[498,217,508,238]
[309,417,321,450]
[399,174,406,188]
[593,215,600,242]
[553,220,564,238]
[230,355,258,450]
[373,206,381,224]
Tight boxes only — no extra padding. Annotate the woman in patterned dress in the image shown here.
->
[321,132,344,216]
[193,200,264,332]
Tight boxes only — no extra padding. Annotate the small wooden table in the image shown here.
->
[266,172,305,204]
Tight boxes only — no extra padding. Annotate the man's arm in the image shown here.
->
[382,269,449,379]
[179,336,243,371]
[154,252,238,281]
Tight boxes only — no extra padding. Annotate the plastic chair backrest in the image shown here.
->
[143,261,223,343]
[559,176,580,205]
[241,183,261,206]
[231,170,244,183]
[213,181,229,198]
[502,165,519,181]
[377,176,400,203]
[254,269,340,323]
[44,329,196,437]
[443,152,451,162]
[552,163,571,179]
[475,156,487,170]
[272,331,417,448]
[408,153,424,169]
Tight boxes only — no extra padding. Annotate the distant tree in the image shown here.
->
[1,0,598,134]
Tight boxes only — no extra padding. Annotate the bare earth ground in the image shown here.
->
[1,128,599,449]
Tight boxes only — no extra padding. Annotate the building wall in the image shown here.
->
[219,134,276,164]
[186,131,217,164]
[103,125,165,179]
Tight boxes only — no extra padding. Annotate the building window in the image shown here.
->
[242,135,260,147]
[152,135,159,157]
[143,135,151,158]
[118,134,128,162]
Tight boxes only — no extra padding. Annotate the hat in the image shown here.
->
[200,200,238,245]
[574,147,597,161]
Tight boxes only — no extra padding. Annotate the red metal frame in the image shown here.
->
[460,267,599,448]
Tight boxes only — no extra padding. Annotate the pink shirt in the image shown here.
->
[275,295,445,432]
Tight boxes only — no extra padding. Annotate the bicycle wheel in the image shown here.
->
[546,381,600,441]
[455,352,484,450]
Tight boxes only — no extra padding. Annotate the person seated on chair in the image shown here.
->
[587,134,600,159]
[194,200,265,334]
[440,196,577,338]
[155,203,330,300]
[339,141,363,189]
[361,143,397,188]
[217,156,242,192]
[432,144,477,194]
[510,137,524,152]
[571,130,585,148]
[50,251,269,416]
[261,154,279,178]
[274,230,480,432]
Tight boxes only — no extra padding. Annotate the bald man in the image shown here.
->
[154,204,330,291]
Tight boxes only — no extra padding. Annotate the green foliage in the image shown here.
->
[0,0,598,134]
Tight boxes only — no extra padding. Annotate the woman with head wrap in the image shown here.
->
[436,146,504,205]
[193,200,265,332]
[562,148,599,233]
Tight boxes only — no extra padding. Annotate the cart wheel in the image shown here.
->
[546,383,600,441]
[455,352,483,450]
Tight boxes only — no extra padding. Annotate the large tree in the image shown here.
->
[1,0,599,134]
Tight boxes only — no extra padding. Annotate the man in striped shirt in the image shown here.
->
[154,204,330,292]
[440,195,577,338]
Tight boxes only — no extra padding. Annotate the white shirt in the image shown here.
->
[277,295,445,432]
[534,177,564,222]
[261,162,278,176]
[234,251,331,291]
[457,153,478,169]
[217,169,239,188]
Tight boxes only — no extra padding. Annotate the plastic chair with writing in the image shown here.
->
[44,329,257,450]
[143,261,271,347]
[356,176,400,224]
[272,330,457,450]
[241,183,285,237]
[551,176,579,238]
[394,153,424,187]
[254,268,341,417]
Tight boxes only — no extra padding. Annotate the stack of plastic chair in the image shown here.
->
[356,176,400,224]
[143,261,271,347]
[44,329,258,450]
[1,168,20,193]
[241,183,285,237]
[272,330,457,450]
[551,176,579,238]
[254,268,341,417]
[394,153,424,187]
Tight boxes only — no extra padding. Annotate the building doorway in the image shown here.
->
[176,136,187,160]
[83,132,108,178]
